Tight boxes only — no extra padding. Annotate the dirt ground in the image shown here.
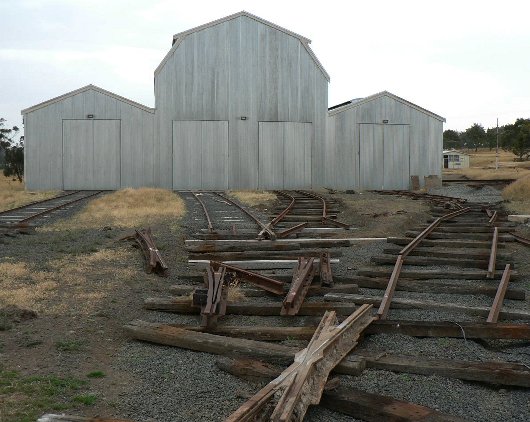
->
[0,188,526,421]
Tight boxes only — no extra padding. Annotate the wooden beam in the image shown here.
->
[162,320,530,341]
[218,358,467,421]
[325,293,530,320]
[38,416,133,422]
[124,320,365,375]
[144,297,360,316]
[383,246,511,260]
[360,352,530,388]
[372,254,512,269]
[357,268,516,280]
[350,275,525,300]
[189,249,342,261]
[225,306,373,422]
[487,264,512,323]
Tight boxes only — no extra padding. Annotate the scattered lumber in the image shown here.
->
[325,293,530,320]
[144,297,360,316]
[225,305,374,421]
[387,237,507,249]
[405,231,513,241]
[133,228,168,276]
[382,246,511,260]
[217,358,467,422]
[162,321,530,341]
[123,320,365,375]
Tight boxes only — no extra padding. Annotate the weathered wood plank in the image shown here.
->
[387,237,506,249]
[350,275,525,300]
[144,297,359,316]
[325,293,530,320]
[357,268,516,280]
[123,321,364,375]
[217,358,467,421]
[371,255,512,269]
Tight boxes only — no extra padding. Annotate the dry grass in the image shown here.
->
[0,248,136,315]
[227,286,246,301]
[444,149,530,180]
[502,176,530,214]
[46,188,186,229]
[0,175,58,212]
[229,191,277,207]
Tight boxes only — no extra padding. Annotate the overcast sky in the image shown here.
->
[1,0,529,133]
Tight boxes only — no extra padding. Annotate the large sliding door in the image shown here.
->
[172,120,229,190]
[63,119,120,190]
[258,122,312,189]
[359,124,410,190]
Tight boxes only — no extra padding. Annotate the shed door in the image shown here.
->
[359,124,410,190]
[63,119,120,190]
[258,122,312,189]
[172,121,228,189]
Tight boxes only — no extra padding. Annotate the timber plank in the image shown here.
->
[387,237,506,249]
[144,297,359,316]
[324,293,530,320]
[169,284,359,297]
[371,255,512,269]
[357,268,516,280]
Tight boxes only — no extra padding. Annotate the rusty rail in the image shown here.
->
[319,252,333,287]
[191,191,215,233]
[487,227,499,278]
[281,257,316,316]
[210,261,284,295]
[0,190,80,217]
[377,207,472,319]
[487,264,512,323]
[512,233,530,246]
[298,190,350,229]
[193,264,227,328]
[214,192,276,240]
[134,228,169,276]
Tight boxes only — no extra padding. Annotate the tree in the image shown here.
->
[443,129,461,150]
[501,118,530,160]
[462,123,486,151]
[485,127,498,151]
[0,118,24,182]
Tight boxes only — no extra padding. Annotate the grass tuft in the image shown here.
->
[228,191,277,207]
[86,371,106,378]
[502,175,530,213]
[55,340,83,352]
[46,188,186,229]
[0,175,58,212]
[73,394,98,405]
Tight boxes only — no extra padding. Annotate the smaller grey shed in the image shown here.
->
[326,91,445,190]
[21,85,154,190]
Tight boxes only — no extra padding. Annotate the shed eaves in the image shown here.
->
[21,84,155,115]
[328,91,445,122]
[155,11,330,81]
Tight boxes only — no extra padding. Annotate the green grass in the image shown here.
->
[55,339,83,352]
[73,394,97,405]
[0,369,88,422]
[86,371,105,378]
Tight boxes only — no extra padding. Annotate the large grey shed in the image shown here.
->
[154,11,329,190]
[326,91,445,190]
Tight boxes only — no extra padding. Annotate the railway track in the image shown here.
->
[125,189,530,421]
[0,190,103,227]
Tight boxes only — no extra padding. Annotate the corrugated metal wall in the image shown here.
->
[155,15,328,189]
[327,94,443,190]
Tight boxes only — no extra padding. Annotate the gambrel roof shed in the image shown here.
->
[155,10,329,81]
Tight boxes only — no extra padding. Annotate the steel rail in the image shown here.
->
[0,190,81,217]
[487,264,512,323]
[258,191,296,238]
[297,190,350,228]
[377,206,472,319]
[191,191,215,233]
[4,191,103,225]
[487,227,499,279]
[512,233,530,246]
[213,192,276,240]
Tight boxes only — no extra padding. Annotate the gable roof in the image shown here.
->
[155,11,330,81]
[328,91,445,122]
[21,84,155,115]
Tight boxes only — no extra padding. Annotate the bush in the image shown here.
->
[503,175,530,201]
